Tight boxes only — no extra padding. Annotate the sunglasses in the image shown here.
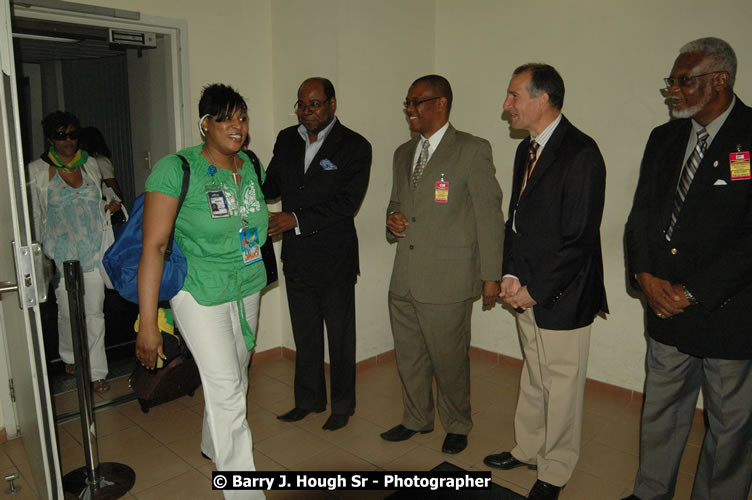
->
[52,130,80,141]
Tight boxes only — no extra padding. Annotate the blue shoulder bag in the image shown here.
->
[102,155,190,303]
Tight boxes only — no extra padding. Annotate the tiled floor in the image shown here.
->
[0,353,743,499]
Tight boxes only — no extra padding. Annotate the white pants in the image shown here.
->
[55,268,108,381]
[171,290,265,500]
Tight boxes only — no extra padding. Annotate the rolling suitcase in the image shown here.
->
[129,308,202,412]
[129,349,201,412]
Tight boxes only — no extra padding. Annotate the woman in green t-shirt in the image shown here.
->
[136,84,268,497]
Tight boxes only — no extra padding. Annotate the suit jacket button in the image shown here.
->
[671,248,678,255]
[409,245,414,250]
[298,185,304,190]
[411,217,416,222]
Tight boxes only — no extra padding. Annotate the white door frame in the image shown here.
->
[0,1,192,495]
[10,3,193,149]
[0,5,194,423]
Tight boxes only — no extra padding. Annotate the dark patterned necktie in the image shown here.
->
[412,140,430,190]
[518,140,539,200]
[666,127,709,241]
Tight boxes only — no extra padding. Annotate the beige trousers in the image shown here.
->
[511,308,591,486]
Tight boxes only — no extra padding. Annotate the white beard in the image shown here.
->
[671,82,713,119]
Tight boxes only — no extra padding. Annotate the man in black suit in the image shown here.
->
[623,37,752,500]
[263,77,371,431]
[483,64,607,500]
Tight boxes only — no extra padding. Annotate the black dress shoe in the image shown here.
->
[380,424,432,442]
[441,433,467,454]
[322,414,349,430]
[277,407,322,422]
[483,451,537,470]
[527,480,561,500]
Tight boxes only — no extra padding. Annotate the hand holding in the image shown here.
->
[387,212,408,237]
[135,323,165,370]
[268,211,298,236]
[106,200,121,214]
[636,272,685,319]
[499,277,521,298]
[505,285,537,311]
[671,284,691,309]
[482,280,500,306]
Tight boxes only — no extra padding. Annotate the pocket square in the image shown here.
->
[320,159,338,171]
[714,179,728,186]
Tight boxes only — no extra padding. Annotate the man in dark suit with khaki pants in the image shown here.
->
[483,64,607,500]
[623,37,752,500]
[381,74,505,455]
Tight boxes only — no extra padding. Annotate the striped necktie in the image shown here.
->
[518,140,539,200]
[412,140,430,190]
[666,127,709,241]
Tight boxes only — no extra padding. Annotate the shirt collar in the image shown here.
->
[692,96,735,141]
[297,115,338,145]
[421,121,450,152]
[531,113,562,153]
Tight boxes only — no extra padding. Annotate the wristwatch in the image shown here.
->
[682,285,698,306]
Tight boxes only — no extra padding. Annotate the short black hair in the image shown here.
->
[42,111,80,140]
[298,77,336,101]
[78,126,111,158]
[198,83,248,122]
[513,63,565,110]
[411,74,453,112]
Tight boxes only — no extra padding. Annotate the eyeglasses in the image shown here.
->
[664,71,723,89]
[403,96,442,109]
[294,99,329,112]
[52,130,79,141]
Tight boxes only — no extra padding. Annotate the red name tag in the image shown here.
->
[730,152,750,181]
[435,181,449,203]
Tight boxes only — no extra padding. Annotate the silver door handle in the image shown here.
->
[0,280,19,294]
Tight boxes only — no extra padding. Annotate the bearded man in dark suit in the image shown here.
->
[623,37,752,500]
[264,77,371,431]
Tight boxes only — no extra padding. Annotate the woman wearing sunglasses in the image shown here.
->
[28,111,120,393]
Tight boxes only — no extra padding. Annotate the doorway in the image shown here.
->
[0,4,192,494]
[9,5,187,416]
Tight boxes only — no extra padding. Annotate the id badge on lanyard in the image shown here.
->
[435,173,449,203]
[239,221,262,265]
[205,164,230,218]
[730,150,751,181]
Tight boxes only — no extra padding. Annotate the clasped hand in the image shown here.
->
[268,211,297,236]
[386,211,408,237]
[498,277,536,311]
[636,272,689,319]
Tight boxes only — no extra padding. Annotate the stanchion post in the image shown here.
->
[61,260,135,498]
[63,260,99,487]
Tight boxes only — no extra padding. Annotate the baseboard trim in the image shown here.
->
[253,345,705,422]
[253,346,397,375]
